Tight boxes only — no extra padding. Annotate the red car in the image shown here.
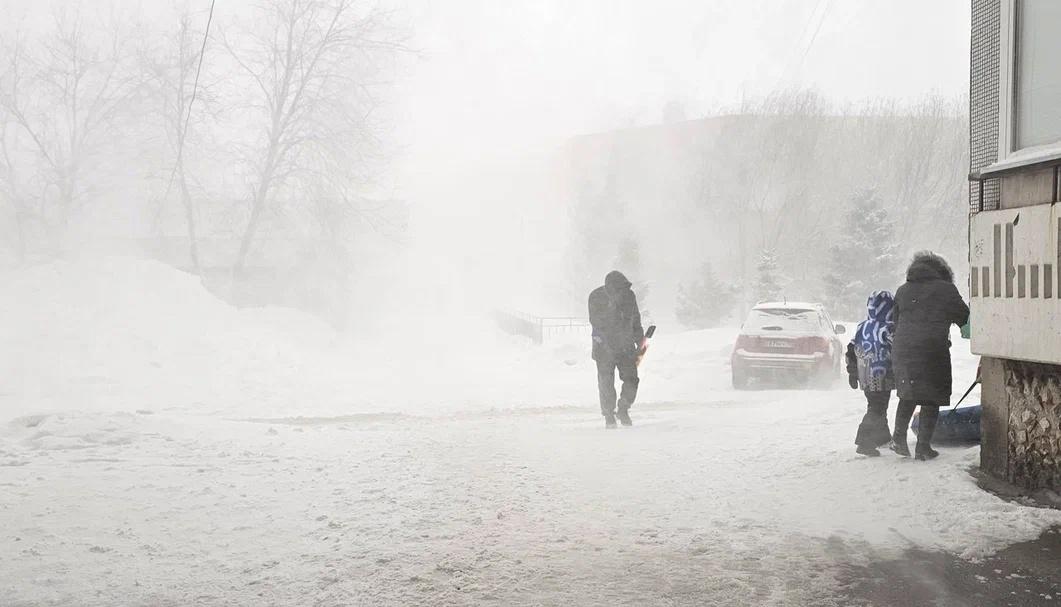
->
[731,302,846,389]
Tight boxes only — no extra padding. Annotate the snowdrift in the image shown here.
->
[0,257,985,424]
[0,258,337,420]
[0,258,624,420]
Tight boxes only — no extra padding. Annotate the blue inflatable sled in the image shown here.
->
[911,405,981,444]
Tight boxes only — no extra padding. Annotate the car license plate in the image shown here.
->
[766,340,793,349]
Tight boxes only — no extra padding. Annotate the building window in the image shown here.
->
[985,0,1061,174]
[1013,0,1061,150]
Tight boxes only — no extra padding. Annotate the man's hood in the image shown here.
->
[604,270,632,295]
[906,251,954,283]
[865,290,895,323]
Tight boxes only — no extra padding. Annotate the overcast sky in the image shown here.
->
[0,0,972,199]
[392,0,970,169]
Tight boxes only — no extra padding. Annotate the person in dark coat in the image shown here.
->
[890,252,970,460]
[588,270,644,428]
[846,290,896,457]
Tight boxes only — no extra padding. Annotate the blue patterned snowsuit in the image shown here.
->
[846,291,895,449]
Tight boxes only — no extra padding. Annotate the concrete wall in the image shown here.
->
[970,0,1061,490]
[980,357,1009,478]
[979,160,1061,489]
[1000,169,1058,209]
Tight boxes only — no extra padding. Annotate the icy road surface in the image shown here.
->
[5,392,1061,606]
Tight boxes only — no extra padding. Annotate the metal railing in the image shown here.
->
[493,310,591,345]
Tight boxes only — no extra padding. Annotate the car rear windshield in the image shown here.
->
[744,309,820,332]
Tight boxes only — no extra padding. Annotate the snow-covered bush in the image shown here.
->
[676,262,737,328]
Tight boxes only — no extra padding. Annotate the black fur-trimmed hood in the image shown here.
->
[905,251,954,283]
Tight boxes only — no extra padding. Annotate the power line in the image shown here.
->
[800,0,831,62]
[160,0,217,209]
[772,0,831,92]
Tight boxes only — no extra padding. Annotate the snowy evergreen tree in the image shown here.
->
[755,249,783,302]
[823,188,899,319]
[676,262,737,328]
[614,236,650,320]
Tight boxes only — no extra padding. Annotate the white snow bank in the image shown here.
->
[0,258,340,420]
[0,257,990,425]
[0,258,614,420]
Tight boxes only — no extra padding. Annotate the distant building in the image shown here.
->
[969,0,1061,489]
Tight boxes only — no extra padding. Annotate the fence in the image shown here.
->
[493,310,592,345]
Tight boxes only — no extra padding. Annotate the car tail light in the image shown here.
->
[798,336,829,354]
[735,334,757,351]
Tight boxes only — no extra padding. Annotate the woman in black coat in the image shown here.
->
[890,252,970,460]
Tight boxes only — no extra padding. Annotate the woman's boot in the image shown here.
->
[915,406,940,460]
[890,400,915,457]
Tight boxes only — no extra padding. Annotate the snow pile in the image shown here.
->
[0,256,996,424]
[0,258,340,419]
[0,257,605,420]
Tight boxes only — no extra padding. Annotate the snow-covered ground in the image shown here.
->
[2,258,1059,605]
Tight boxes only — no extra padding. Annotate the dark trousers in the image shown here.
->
[596,355,639,416]
[894,400,941,450]
[855,391,892,448]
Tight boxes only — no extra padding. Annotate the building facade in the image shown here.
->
[970,0,1061,488]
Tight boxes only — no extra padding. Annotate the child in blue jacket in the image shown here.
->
[845,290,896,457]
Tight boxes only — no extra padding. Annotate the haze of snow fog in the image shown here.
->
[2,1,1059,605]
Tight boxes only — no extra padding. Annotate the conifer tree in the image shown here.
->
[676,262,737,328]
[823,188,899,319]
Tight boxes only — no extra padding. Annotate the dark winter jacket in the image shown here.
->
[588,271,644,361]
[891,253,970,403]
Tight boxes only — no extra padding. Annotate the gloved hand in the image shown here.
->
[848,375,859,390]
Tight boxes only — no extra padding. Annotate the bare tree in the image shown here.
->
[667,91,968,310]
[0,12,139,252]
[141,6,217,273]
[220,0,406,279]
[698,90,833,302]
[885,97,969,256]
[0,110,29,262]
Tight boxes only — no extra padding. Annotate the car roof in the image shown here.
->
[752,301,823,311]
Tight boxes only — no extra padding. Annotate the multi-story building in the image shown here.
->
[969,0,1061,489]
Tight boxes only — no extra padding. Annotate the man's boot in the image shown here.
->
[915,406,940,461]
[890,400,915,457]
[616,407,632,427]
[604,414,617,429]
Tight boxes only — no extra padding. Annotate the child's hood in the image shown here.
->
[865,290,895,323]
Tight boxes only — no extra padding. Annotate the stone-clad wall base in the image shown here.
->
[1005,360,1061,489]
